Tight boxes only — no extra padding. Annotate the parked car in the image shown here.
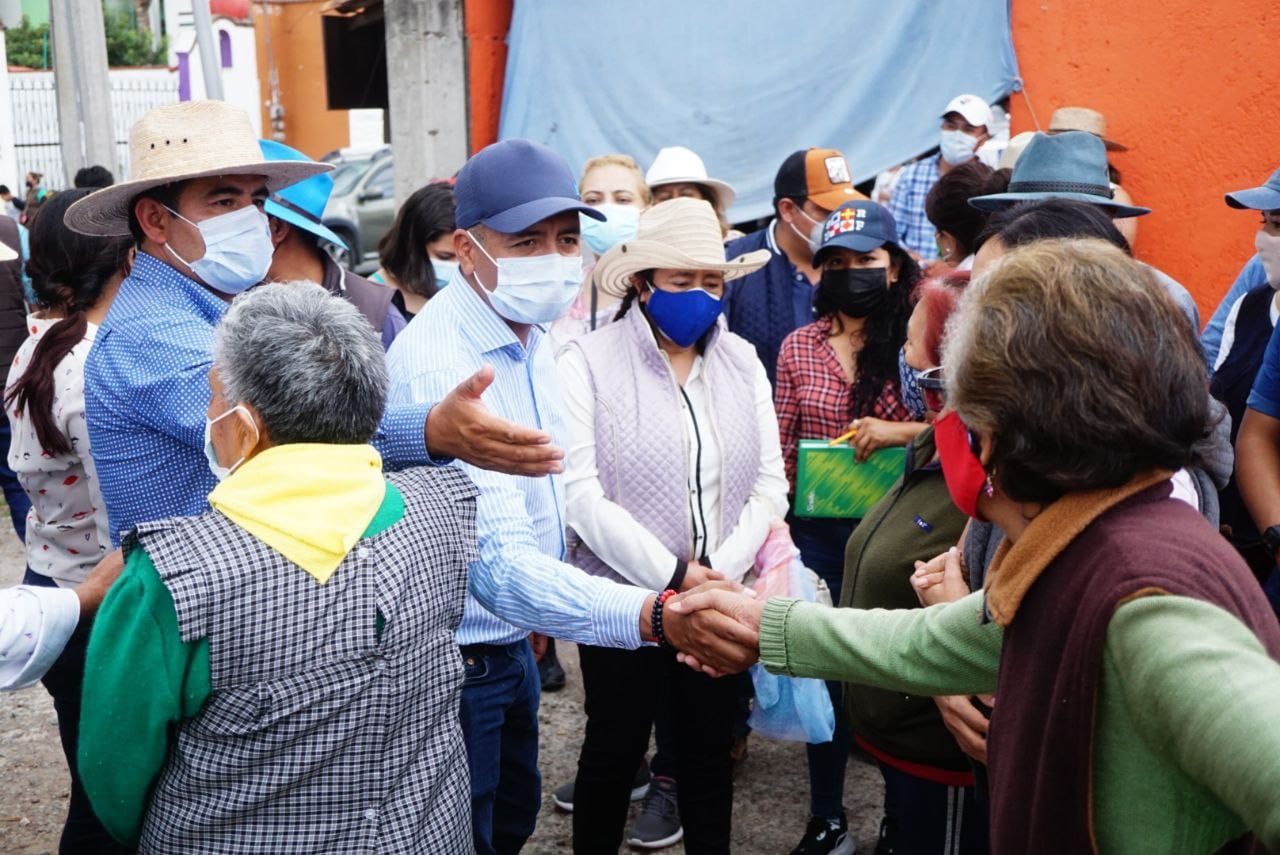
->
[320,146,395,273]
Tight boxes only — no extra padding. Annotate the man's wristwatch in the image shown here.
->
[1261,524,1280,559]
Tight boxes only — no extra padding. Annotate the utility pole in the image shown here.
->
[383,0,468,204]
[190,0,225,101]
[50,0,115,182]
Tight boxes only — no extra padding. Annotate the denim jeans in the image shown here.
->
[791,515,858,820]
[23,571,132,854]
[459,639,542,855]
[0,418,30,542]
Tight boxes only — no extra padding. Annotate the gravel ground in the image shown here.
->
[0,520,886,854]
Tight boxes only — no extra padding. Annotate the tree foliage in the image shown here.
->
[6,7,167,69]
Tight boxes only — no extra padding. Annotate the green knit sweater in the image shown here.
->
[760,591,1280,852]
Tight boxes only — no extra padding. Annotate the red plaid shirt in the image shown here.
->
[775,316,913,486]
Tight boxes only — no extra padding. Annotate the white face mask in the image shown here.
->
[431,258,459,290]
[467,231,582,324]
[1256,229,1280,288]
[786,207,825,254]
[203,403,257,481]
[939,129,979,166]
[165,204,274,294]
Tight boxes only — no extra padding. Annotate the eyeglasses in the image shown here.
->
[918,365,946,413]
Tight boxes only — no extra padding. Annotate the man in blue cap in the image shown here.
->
[1226,167,1280,618]
[260,139,407,349]
[1203,168,1280,366]
[385,139,755,854]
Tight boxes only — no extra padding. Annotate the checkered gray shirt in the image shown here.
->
[126,466,479,854]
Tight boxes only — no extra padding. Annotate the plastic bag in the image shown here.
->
[746,522,836,743]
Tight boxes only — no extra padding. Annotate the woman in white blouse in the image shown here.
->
[4,187,132,853]
[556,198,787,853]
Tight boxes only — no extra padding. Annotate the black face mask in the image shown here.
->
[817,267,888,318]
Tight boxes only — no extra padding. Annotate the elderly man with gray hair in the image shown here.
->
[76,282,478,854]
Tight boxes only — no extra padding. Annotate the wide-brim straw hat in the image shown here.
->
[65,100,330,237]
[595,198,769,298]
[1047,106,1128,152]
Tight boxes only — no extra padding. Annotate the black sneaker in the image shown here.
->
[791,813,854,855]
[626,776,682,849]
[552,761,651,813]
[538,642,566,692]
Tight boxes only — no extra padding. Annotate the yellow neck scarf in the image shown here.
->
[208,444,386,584]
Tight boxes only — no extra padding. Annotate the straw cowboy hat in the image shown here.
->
[645,147,737,211]
[594,198,769,298]
[64,100,330,237]
[1047,106,1128,152]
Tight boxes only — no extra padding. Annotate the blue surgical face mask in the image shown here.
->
[203,404,257,481]
[939,129,978,166]
[431,258,459,290]
[645,283,723,347]
[164,204,274,294]
[580,204,640,256]
[468,231,583,324]
[897,347,927,420]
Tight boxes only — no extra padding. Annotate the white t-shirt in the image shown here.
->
[6,316,110,586]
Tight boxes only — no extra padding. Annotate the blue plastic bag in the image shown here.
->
[746,525,835,743]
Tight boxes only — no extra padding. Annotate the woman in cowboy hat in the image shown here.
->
[556,197,787,853]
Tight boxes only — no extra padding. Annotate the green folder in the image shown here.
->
[794,440,905,519]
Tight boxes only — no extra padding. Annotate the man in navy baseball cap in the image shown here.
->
[385,140,714,855]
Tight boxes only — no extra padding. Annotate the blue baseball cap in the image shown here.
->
[813,200,901,265]
[1225,168,1280,211]
[454,139,605,233]
[258,139,349,250]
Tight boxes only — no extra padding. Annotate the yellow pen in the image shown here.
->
[829,427,858,446]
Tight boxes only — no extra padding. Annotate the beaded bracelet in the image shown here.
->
[652,588,678,649]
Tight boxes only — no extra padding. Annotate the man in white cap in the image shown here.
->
[64,100,563,549]
[887,93,993,258]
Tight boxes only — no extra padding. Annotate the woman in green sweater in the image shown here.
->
[671,239,1280,853]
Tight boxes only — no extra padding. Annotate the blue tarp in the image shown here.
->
[499,1,1021,222]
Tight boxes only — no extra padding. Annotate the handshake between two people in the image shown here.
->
[653,573,769,678]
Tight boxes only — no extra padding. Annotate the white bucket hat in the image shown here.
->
[64,100,330,237]
[645,146,737,211]
[594,198,769,298]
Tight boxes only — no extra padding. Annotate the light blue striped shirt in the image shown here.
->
[385,271,650,648]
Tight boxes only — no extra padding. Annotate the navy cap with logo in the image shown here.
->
[812,200,901,265]
[454,138,606,233]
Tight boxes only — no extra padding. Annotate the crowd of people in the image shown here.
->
[0,88,1277,855]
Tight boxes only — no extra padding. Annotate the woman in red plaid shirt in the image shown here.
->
[775,199,924,853]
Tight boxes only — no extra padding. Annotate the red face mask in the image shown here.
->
[934,410,990,519]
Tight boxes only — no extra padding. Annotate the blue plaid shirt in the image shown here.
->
[85,252,433,545]
[386,270,649,649]
[887,153,942,259]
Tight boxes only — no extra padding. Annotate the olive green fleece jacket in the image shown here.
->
[760,591,1280,853]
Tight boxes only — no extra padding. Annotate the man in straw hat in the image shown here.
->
[385,138,758,855]
[65,100,562,549]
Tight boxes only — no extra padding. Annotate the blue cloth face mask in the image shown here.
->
[468,231,583,324]
[164,204,274,294]
[580,204,641,256]
[897,346,927,420]
[203,404,258,481]
[645,283,723,347]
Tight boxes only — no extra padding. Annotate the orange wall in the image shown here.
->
[252,0,349,158]
[1009,0,1280,322]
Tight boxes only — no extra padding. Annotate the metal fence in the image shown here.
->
[10,68,178,189]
